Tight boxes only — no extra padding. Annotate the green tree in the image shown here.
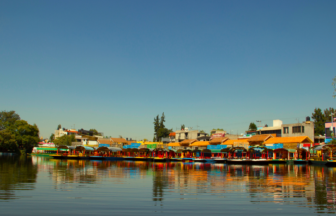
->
[89,129,101,136]
[248,122,257,131]
[312,108,326,136]
[0,111,39,153]
[324,108,336,121]
[0,110,20,130]
[153,115,160,141]
[49,133,55,142]
[53,134,76,146]
[57,124,61,130]
[0,129,19,152]
[153,113,172,142]
[181,124,185,130]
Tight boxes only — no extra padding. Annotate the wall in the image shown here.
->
[283,143,299,150]
[281,122,314,141]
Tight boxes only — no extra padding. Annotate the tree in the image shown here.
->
[13,120,40,152]
[49,133,55,142]
[0,129,18,152]
[57,124,61,130]
[0,110,20,130]
[89,129,101,136]
[324,108,336,121]
[248,122,257,131]
[153,113,172,142]
[312,108,326,136]
[153,115,160,141]
[0,111,39,153]
[160,112,165,129]
[181,124,185,130]
[53,134,76,146]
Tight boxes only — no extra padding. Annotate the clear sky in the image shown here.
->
[1,0,335,140]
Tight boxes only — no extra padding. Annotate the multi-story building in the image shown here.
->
[175,128,207,142]
[257,118,314,142]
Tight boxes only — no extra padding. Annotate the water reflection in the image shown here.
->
[0,156,37,200]
[3,156,336,214]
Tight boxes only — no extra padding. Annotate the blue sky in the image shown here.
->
[1,0,335,140]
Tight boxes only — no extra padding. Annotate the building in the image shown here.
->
[257,118,314,142]
[281,121,314,143]
[175,128,207,142]
[54,128,68,139]
[263,136,313,150]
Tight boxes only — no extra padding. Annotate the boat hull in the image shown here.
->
[214,159,227,163]
[104,157,125,161]
[153,157,170,162]
[293,160,308,164]
[326,160,336,167]
[226,159,251,164]
[250,159,271,165]
[269,159,287,164]
[50,154,66,159]
[193,159,215,163]
[309,160,327,166]
[90,156,105,160]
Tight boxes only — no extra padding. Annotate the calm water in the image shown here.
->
[1,156,336,215]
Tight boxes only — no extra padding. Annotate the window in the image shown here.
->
[292,126,302,133]
[283,127,289,134]
[302,126,304,133]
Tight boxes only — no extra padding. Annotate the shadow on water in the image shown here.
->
[0,155,38,200]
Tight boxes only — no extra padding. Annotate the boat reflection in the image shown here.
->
[7,156,336,213]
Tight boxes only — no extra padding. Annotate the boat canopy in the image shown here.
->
[75,146,95,151]
[97,147,109,152]
[108,147,122,152]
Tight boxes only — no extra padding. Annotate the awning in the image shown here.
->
[288,149,296,153]
[108,147,122,152]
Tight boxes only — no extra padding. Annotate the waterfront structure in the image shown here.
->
[96,137,128,147]
[209,137,229,145]
[247,135,272,147]
[175,128,207,142]
[263,136,313,150]
[222,138,249,149]
[257,118,314,141]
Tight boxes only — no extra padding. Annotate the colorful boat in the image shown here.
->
[293,148,309,164]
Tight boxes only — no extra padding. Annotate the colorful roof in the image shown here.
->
[222,139,249,145]
[248,135,273,143]
[190,141,210,146]
[209,137,229,144]
[264,136,313,144]
[110,138,128,144]
[167,142,180,147]
[98,139,113,145]
[180,139,197,145]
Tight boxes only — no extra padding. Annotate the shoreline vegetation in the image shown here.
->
[0,111,39,155]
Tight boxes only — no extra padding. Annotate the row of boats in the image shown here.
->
[48,145,336,165]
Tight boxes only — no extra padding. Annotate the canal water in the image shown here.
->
[1,156,336,215]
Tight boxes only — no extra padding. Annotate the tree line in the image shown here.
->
[0,111,40,153]
[153,112,173,142]
[312,107,336,136]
